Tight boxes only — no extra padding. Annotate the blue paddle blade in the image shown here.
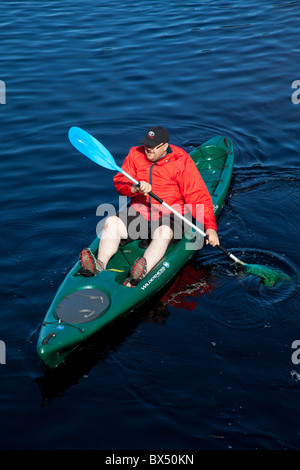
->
[68,126,121,172]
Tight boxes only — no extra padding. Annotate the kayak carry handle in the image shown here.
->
[42,332,56,345]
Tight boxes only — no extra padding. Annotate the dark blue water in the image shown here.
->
[0,0,299,451]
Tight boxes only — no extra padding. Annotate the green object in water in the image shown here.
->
[244,263,292,287]
[215,245,291,287]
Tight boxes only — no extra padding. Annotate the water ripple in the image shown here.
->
[199,248,299,329]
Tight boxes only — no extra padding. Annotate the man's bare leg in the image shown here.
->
[97,216,128,268]
[143,225,173,273]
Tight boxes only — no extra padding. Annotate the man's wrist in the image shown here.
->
[131,182,140,193]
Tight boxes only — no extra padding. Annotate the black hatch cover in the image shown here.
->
[56,289,110,324]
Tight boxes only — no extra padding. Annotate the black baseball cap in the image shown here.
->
[140,126,169,147]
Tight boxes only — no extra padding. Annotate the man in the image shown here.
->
[80,126,219,286]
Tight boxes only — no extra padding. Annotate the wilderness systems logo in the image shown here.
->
[140,262,170,291]
[291,80,300,104]
[0,340,6,364]
[0,80,6,104]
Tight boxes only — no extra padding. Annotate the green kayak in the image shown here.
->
[37,135,234,368]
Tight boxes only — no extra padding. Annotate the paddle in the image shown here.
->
[68,126,290,287]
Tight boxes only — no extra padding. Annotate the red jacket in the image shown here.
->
[113,144,217,231]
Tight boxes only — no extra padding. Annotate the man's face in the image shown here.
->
[144,143,169,162]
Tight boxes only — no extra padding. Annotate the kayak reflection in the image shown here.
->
[147,263,217,322]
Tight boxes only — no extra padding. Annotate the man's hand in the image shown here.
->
[131,181,152,195]
[205,229,219,247]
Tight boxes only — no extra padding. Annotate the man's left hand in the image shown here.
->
[205,229,219,246]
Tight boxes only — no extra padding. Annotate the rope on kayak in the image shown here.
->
[120,247,134,267]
